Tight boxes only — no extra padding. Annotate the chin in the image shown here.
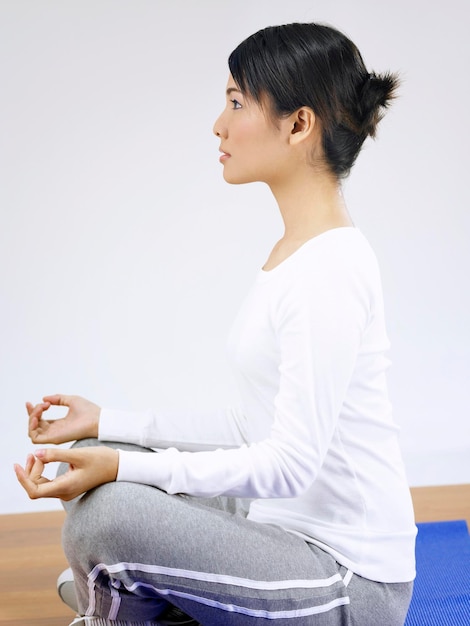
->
[222,169,256,186]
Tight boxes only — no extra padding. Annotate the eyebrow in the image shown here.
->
[226,87,242,96]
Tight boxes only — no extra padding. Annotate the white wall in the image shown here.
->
[1,0,468,514]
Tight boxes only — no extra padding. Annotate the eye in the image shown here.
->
[230,98,242,110]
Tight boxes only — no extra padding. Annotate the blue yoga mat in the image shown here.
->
[405,520,470,625]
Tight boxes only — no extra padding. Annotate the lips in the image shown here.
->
[219,149,231,163]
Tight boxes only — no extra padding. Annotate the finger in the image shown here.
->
[14,463,39,498]
[14,464,51,498]
[28,402,52,440]
[24,453,36,475]
[43,394,73,407]
[34,447,82,467]
[23,454,50,485]
[29,455,47,482]
[28,415,38,432]
[28,414,43,441]
[23,453,45,480]
[27,402,51,421]
[14,463,30,489]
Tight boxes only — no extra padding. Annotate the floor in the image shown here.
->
[0,509,71,625]
[1,484,469,626]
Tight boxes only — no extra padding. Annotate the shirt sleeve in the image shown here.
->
[109,253,372,499]
[99,405,249,451]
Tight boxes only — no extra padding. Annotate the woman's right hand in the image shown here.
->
[27,394,100,445]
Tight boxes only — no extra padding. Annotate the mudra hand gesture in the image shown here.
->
[14,394,118,501]
[26,394,100,444]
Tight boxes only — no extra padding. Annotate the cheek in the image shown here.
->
[232,118,260,144]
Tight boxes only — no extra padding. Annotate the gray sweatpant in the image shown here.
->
[60,440,413,625]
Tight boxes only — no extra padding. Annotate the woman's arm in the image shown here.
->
[27,394,249,451]
[99,405,249,451]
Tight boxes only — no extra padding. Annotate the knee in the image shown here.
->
[62,481,165,567]
[62,482,121,565]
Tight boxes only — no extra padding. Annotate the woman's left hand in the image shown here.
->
[14,446,119,501]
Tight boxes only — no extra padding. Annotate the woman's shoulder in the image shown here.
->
[256,227,381,296]
[286,227,378,276]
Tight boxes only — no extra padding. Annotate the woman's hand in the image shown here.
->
[14,446,119,501]
[27,394,100,445]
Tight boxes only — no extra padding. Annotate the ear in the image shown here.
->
[288,107,316,145]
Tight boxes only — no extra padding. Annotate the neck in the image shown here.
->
[270,168,352,241]
[262,168,353,271]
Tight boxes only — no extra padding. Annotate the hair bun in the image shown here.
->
[358,71,400,138]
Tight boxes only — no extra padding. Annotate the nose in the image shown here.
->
[213,111,227,138]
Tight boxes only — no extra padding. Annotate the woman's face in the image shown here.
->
[213,75,291,186]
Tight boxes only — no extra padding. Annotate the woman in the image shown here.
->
[15,22,416,626]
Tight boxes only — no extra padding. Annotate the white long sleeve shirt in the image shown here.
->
[100,227,417,583]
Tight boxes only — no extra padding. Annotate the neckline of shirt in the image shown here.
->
[257,226,360,282]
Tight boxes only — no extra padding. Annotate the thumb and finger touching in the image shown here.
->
[15,446,119,501]
[15,449,83,500]
[43,394,73,408]
[27,397,78,445]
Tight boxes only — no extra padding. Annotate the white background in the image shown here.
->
[1,0,469,514]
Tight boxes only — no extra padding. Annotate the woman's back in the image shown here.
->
[228,227,416,582]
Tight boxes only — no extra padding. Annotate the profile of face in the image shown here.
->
[213,75,295,186]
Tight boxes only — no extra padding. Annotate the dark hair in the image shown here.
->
[228,23,399,178]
